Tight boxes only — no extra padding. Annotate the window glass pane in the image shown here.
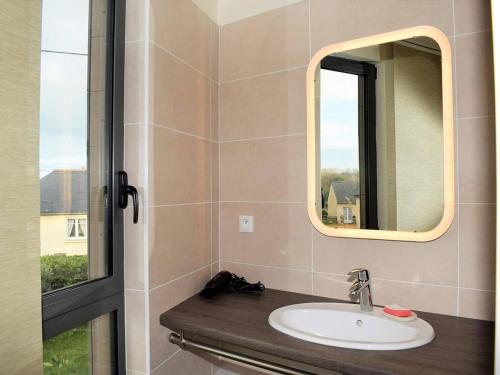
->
[40,0,111,293]
[67,219,75,238]
[43,313,115,375]
[320,69,361,229]
[41,0,90,54]
[79,219,87,238]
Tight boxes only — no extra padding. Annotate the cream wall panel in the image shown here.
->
[0,1,42,374]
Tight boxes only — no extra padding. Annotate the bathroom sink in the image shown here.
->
[268,303,434,350]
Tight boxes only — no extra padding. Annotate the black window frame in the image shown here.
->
[41,1,126,373]
[321,56,378,230]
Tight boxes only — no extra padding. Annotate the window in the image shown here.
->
[67,218,87,239]
[43,313,115,374]
[40,1,126,373]
[320,56,378,230]
[343,207,353,224]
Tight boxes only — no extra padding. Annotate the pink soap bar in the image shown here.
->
[383,305,412,317]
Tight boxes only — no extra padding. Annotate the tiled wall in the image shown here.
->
[218,0,495,321]
[124,0,218,374]
[124,0,495,374]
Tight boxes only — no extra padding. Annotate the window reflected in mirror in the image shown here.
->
[316,36,445,233]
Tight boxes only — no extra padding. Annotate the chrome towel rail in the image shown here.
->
[169,332,315,375]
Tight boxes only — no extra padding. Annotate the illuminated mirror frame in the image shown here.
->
[307,26,454,242]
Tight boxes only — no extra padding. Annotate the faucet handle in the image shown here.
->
[348,268,370,282]
[349,281,362,295]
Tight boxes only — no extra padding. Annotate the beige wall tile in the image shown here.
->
[150,0,211,77]
[211,82,219,141]
[149,204,212,289]
[149,126,211,206]
[453,0,491,35]
[125,208,145,290]
[220,1,308,82]
[152,349,212,375]
[149,43,211,138]
[313,215,459,286]
[458,117,496,204]
[455,31,494,118]
[459,204,496,290]
[212,203,220,262]
[125,42,145,125]
[310,0,453,54]
[459,289,495,321]
[125,291,147,372]
[124,125,145,287]
[212,141,219,201]
[124,125,145,192]
[220,203,311,270]
[126,0,145,42]
[220,261,312,294]
[220,135,307,202]
[313,272,458,315]
[210,21,220,82]
[149,267,211,369]
[220,67,306,141]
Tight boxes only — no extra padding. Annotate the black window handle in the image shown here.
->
[118,171,139,223]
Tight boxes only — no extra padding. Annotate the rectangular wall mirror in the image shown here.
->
[307,26,454,242]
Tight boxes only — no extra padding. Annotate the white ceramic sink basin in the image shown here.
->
[268,303,434,350]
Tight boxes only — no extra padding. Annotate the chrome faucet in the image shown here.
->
[348,268,373,312]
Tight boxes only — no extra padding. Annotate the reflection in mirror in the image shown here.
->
[316,36,444,233]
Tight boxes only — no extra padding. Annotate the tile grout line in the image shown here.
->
[125,288,148,293]
[220,133,307,144]
[223,260,312,274]
[149,265,211,293]
[451,0,461,317]
[455,114,495,120]
[150,202,213,208]
[217,22,222,273]
[209,23,214,277]
[220,200,307,204]
[143,0,151,372]
[452,29,492,38]
[124,122,143,127]
[457,202,496,205]
[125,38,145,45]
[311,224,314,295]
[220,64,308,85]
[307,0,312,60]
[312,270,496,293]
[218,261,495,293]
[150,122,217,143]
[150,348,181,374]
[149,39,215,83]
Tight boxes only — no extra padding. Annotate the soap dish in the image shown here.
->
[383,311,418,322]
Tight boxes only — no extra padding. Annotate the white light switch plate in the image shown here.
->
[239,215,254,232]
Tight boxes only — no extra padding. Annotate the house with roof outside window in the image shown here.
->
[327,181,361,229]
[40,169,88,256]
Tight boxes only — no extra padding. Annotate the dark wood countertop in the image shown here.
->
[159,289,494,375]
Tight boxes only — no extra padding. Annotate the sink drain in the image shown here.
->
[356,319,363,327]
